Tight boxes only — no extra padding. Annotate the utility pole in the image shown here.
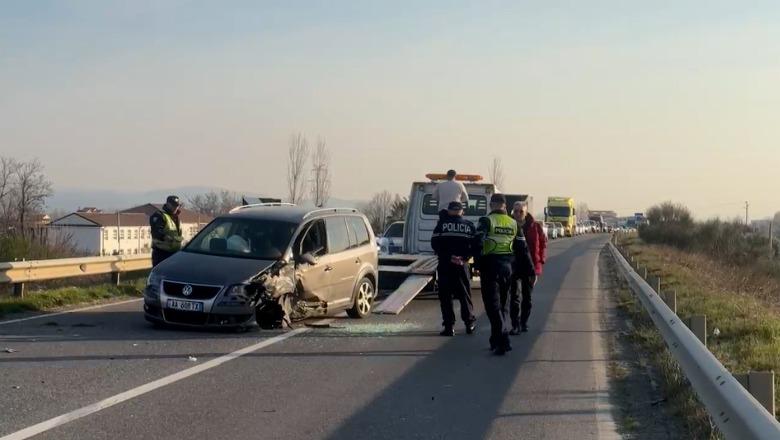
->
[745,201,750,225]
[770,220,774,260]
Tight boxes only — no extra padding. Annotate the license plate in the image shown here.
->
[166,299,204,312]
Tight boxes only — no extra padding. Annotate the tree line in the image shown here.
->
[639,201,779,267]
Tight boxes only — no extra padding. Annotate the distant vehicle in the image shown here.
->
[378,221,404,254]
[540,221,552,239]
[588,214,606,232]
[554,222,565,238]
[544,222,556,239]
[545,197,576,237]
[144,205,379,329]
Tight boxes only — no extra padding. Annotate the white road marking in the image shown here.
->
[0,327,309,440]
[0,298,143,326]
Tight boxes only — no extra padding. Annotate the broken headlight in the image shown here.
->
[218,284,254,307]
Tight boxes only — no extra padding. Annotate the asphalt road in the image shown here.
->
[0,234,618,440]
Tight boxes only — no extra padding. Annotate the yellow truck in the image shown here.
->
[545,197,576,237]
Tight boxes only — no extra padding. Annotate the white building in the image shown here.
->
[49,205,212,256]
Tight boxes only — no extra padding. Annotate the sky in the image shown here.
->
[2,0,779,219]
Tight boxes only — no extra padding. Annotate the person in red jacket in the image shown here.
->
[509,202,548,333]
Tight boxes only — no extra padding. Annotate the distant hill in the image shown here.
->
[47,186,364,213]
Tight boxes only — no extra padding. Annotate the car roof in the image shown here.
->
[223,205,361,224]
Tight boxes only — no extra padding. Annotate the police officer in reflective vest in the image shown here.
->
[476,193,519,355]
[150,195,184,267]
[431,201,477,336]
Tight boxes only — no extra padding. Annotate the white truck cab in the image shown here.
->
[374,173,532,315]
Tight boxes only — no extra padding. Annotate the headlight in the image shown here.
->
[218,284,252,307]
[145,271,162,300]
[147,271,161,287]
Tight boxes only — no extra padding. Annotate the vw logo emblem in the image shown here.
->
[181,285,193,297]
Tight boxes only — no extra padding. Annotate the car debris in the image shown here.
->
[3,348,18,354]
[187,356,198,362]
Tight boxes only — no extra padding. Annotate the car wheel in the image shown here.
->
[347,277,374,319]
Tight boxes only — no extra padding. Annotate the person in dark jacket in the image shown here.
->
[150,195,184,267]
[431,201,477,336]
[509,202,548,333]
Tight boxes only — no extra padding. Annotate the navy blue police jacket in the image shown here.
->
[431,213,477,263]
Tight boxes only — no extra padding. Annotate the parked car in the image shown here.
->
[144,205,379,329]
[539,221,551,239]
[377,221,404,254]
[554,222,565,238]
[544,221,556,239]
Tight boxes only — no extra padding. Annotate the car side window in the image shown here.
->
[348,216,371,247]
[300,220,327,257]
[325,217,350,254]
[345,216,358,248]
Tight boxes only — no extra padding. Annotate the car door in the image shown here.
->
[295,219,333,302]
[348,216,377,271]
[323,216,357,308]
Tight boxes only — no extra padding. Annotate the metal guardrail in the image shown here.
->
[608,241,780,439]
[0,255,151,296]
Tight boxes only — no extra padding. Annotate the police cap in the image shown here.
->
[447,201,464,211]
[166,195,181,208]
[490,193,507,204]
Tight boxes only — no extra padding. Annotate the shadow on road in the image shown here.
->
[322,240,593,440]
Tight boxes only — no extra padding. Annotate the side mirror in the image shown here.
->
[300,252,317,266]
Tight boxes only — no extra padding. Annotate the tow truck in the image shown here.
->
[374,173,532,314]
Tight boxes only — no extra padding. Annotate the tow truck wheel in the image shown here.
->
[347,277,374,319]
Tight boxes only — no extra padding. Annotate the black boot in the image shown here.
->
[465,322,476,335]
[439,326,455,336]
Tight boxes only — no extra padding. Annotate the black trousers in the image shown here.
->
[437,262,475,327]
[510,274,537,328]
[151,248,174,267]
[479,256,514,348]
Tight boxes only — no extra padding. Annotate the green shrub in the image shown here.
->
[639,202,773,270]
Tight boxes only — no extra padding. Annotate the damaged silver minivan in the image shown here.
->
[143,205,379,328]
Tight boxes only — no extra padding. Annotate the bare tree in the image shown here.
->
[287,133,310,204]
[14,158,53,239]
[0,157,16,230]
[389,195,408,222]
[489,157,504,191]
[363,191,394,234]
[187,190,240,216]
[310,138,331,208]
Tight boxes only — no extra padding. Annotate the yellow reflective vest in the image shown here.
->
[481,212,517,256]
[152,211,183,252]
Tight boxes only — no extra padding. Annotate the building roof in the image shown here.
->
[52,212,150,227]
[122,204,213,224]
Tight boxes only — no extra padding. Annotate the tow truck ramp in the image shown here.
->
[374,254,438,315]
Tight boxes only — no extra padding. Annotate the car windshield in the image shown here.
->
[184,217,298,260]
[384,223,404,238]
[547,206,572,217]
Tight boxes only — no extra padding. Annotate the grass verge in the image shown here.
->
[614,280,717,438]
[616,233,780,419]
[0,280,144,319]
